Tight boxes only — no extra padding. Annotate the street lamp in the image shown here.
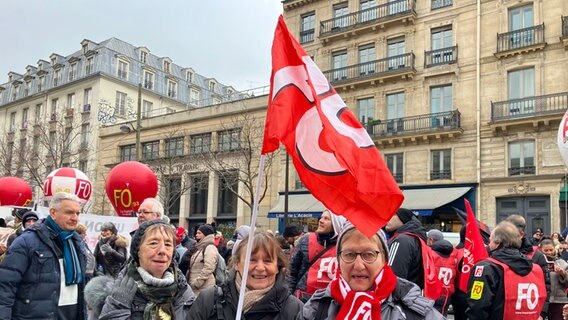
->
[120,83,142,161]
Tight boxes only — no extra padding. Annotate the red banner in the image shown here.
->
[459,199,489,292]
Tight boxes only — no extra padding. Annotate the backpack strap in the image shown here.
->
[214,286,225,320]
[315,297,332,319]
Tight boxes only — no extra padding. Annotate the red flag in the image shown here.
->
[459,199,489,292]
[262,16,404,237]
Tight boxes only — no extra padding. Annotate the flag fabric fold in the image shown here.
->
[458,199,489,292]
[262,16,404,237]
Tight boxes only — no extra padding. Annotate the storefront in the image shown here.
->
[267,192,325,233]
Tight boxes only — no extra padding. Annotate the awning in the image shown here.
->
[267,193,326,218]
[401,187,472,216]
[560,184,568,202]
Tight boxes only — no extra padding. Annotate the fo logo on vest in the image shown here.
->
[317,257,338,280]
[438,267,454,286]
[516,283,539,310]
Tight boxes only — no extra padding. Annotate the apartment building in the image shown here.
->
[0,37,244,211]
[282,0,568,234]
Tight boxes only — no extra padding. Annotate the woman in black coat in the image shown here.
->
[188,231,303,319]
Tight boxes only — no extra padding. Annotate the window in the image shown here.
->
[22,108,29,129]
[9,112,16,132]
[81,124,89,147]
[508,68,535,115]
[11,85,19,101]
[431,149,451,180]
[144,71,154,90]
[68,63,77,81]
[218,129,240,152]
[117,60,128,79]
[115,91,127,116]
[294,170,306,190]
[190,173,209,215]
[53,69,61,86]
[431,26,453,64]
[164,60,171,73]
[358,97,375,123]
[333,2,349,29]
[430,85,452,113]
[167,80,177,98]
[63,127,72,153]
[142,141,160,160]
[300,12,316,44]
[386,91,405,133]
[120,144,136,162]
[85,57,94,75]
[509,141,535,176]
[51,98,58,118]
[359,45,376,75]
[209,80,216,93]
[432,0,452,10]
[332,50,348,81]
[187,71,194,83]
[166,177,182,216]
[78,160,88,173]
[360,0,378,22]
[217,171,238,215]
[6,142,13,169]
[24,81,31,96]
[140,51,148,64]
[386,153,404,183]
[49,132,56,151]
[35,104,42,123]
[67,93,76,111]
[165,137,184,157]
[38,76,44,92]
[142,100,153,118]
[84,88,92,111]
[387,37,406,69]
[509,5,533,31]
[190,133,212,154]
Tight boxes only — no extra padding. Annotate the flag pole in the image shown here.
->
[235,154,266,320]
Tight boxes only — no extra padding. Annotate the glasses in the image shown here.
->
[339,250,382,263]
[136,210,155,216]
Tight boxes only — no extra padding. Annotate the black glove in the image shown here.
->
[110,275,138,306]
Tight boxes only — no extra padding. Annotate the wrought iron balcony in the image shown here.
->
[366,110,461,138]
[300,29,315,44]
[491,92,568,122]
[323,53,415,85]
[430,170,451,180]
[424,45,458,68]
[431,0,452,10]
[496,24,545,55]
[509,166,535,176]
[319,0,415,41]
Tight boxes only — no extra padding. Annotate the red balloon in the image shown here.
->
[0,177,33,207]
[105,161,158,217]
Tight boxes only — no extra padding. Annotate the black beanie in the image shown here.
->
[198,224,215,237]
[396,208,414,224]
[22,211,39,224]
[130,220,169,263]
[14,208,31,220]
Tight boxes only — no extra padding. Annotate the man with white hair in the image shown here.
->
[130,197,164,236]
[0,192,87,319]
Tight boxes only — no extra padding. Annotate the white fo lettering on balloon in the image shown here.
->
[272,57,373,175]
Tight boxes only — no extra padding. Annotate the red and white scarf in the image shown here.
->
[330,265,397,320]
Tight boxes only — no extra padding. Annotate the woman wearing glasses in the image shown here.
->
[300,223,443,320]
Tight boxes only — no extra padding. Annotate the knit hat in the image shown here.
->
[130,220,169,263]
[427,229,444,242]
[337,223,389,260]
[396,208,415,224]
[21,211,39,224]
[14,208,31,220]
[176,227,186,245]
[198,224,215,237]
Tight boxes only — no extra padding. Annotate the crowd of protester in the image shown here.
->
[3,192,568,319]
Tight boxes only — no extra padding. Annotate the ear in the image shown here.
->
[49,207,56,218]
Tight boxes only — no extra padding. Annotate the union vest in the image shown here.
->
[433,249,459,297]
[303,232,337,295]
[488,257,546,319]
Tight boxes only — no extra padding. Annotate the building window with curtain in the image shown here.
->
[508,141,535,176]
[300,12,315,44]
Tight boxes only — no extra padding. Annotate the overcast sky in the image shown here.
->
[0,1,283,92]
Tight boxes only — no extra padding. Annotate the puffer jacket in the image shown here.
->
[0,220,87,319]
[188,234,218,295]
[300,277,444,320]
[87,266,195,320]
[188,270,303,319]
[94,234,128,277]
[387,217,427,289]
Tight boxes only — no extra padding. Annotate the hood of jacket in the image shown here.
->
[491,247,533,276]
[431,239,454,257]
[393,217,427,241]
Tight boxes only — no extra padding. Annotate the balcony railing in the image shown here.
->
[496,24,545,53]
[491,92,568,121]
[323,52,415,83]
[431,170,451,180]
[563,16,568,38]
[366,110,461,137]
[320,0,415,36]
[424,45,458,68]
[432,0,452,10]
[300,29,315,44]
[509,166,535,176]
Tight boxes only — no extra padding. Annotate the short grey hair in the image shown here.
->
[505,214,526,233]
[491,221,522,249]
[49,192,82,210]
[141,198,164,217]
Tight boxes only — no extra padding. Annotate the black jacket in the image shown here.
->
[188,270,303,320]
[465,247,541,320]
[387,217,427,289]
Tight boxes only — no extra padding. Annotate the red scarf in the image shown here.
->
[330,265,397,320]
